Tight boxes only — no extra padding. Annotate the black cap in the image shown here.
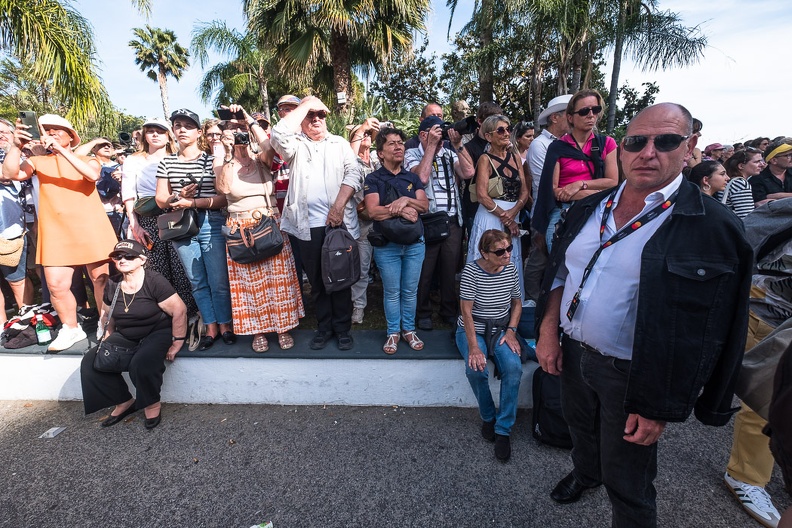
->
[170,108,200,128]
[419,116,443,133]
[109,240,147,259]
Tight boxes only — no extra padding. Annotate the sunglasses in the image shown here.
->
[110,254,139,261]
[488,244,513,256]
[489,126,512,135]
[306,110,328,120]
[622,134,690,153]
[572,105,603,117]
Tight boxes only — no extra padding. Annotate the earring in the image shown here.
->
[703,182,711,192]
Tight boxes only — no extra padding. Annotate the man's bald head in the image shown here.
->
[628,103,693,136]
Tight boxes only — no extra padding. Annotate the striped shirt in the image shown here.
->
[405,146,459,216]
[458,260,521,334]
[722,177,755,219]
[156,152,218,198]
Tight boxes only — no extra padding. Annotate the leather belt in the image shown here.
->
[228,207,272,220]
[562,334,603,355]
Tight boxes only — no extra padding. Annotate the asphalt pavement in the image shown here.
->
[0,400,788,527]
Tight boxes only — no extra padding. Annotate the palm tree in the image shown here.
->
[129,25,190,119]
[191,21,277,120]
[0,0,114,130]
[243,0,429,114]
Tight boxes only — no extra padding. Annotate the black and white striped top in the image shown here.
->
[156,152,218,198]
[722,177,755,219]
[458,260,520,334]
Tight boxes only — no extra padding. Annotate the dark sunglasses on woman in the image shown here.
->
[488,244,513,256]
[110,255,139,262]
[622,134,690,153]
[493,126,512,135]
[573,105,603,117]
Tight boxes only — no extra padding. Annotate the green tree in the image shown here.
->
[243,0,429,115]
[0,0,115,130]
[369,39,443,113]
[191,20,279,120]
[129,25,190,119]
[608,81,659,139]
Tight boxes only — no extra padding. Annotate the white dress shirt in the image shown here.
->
[526,128,558,209]
[555,174,683,359]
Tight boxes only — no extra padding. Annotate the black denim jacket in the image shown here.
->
[536,179,753,426]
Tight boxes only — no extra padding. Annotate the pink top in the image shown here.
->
[557,133,617,188]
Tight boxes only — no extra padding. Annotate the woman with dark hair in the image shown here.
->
[534,89,619,250]
[753,137,771,153]
[122,117,198,318]
[511,121,535,163]
[456,229,523,462]
[723,148,765,218]
[687,160,729,198]
[686,118,703,168]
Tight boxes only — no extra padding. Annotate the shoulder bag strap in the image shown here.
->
[439,153,453,206]
[100,283,122,344]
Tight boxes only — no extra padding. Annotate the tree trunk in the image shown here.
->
[606,0,628,134]
[158,65,169,119]
[330,30,351,115]
[556,36,570,95]
[258,71,270,122]
[478,0,495,103]
[530,45,544,126]
[570,45,584,93]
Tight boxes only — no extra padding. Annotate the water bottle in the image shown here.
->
[35,320,52,346]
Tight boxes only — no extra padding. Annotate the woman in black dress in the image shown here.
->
[80,240,187,429]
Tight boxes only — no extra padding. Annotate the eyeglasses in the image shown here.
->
[489,126,512,136]
[487,244,513,256]
[206,132,222,138]
[622,134,690,153]
[572,106,603,117]
[110,254,139,261]
[306,110,328,120]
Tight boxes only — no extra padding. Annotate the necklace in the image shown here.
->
[121,289,136,313]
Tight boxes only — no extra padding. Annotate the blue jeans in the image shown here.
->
[545,202,572,251]
[373,240,425,335]
[172,210,232,325]
[455,325,523,436]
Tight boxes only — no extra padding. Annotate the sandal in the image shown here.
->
[401,330,424,351]
[252,334,269,353]
[278,332,294,350]
[383,333,400,355]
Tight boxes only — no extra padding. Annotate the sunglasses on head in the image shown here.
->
[622,134,690,153]
[110,254,139,261]
[488,244,513,256]
[306,110,328,120]
[572,105,603,117]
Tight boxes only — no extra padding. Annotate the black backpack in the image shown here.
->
[321,224,361,293]
[531,367,573,449]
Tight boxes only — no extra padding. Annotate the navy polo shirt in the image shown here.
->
[363,166,425,205]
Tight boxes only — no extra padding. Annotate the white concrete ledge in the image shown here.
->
[0,354,538,408]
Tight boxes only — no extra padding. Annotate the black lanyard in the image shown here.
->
[566,188,679,321]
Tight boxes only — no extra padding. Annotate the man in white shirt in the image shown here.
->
[270,96,363,351]
[526,94,572,203]
[535,103,752,527]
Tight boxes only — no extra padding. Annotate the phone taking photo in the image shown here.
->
[18,111,41,141]
[217,108,244,121]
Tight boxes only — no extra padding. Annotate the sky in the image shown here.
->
[74,0,791,145]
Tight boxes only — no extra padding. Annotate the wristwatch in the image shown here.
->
[172,336,186,342]
[507,326,518,333]
[581,181,588,190]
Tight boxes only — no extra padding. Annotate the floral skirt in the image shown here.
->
[226,210,304,335]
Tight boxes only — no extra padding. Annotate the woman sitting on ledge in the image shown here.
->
[80,240,187,430]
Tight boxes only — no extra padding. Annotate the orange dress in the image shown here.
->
[31,154,118,266]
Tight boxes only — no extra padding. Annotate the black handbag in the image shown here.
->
[157,155,207,241]
[375,179,422,245]
[93,285,139,373]
[223,194,284,264]
[421,211,451,244]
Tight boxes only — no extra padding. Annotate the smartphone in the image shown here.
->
[217,108,244,120]
[18,111,41,141]
[179,175,198,187]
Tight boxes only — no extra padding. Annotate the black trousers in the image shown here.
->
[80,328,171,415]
[561,336,658,528]
[295,226,352,334]
[417,222,463,320]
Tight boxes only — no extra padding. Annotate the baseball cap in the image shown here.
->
[170,108,200,128]
[704,143,724,155]
[109,240,147,259]
[419,116,444,132]
[276,95,301,108]
[142,116,173,133]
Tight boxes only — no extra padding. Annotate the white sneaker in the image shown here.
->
[724,472,781,528]
[48,325,87,352]
[352,307,364,325]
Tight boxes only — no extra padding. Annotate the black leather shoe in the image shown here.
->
[494,434,511,462]
[481,420,496,442]
[310,331,331,350]
[551,472,597,504]
[101,404,136,427]
[417,317,433,331]
[144,412,161,430]
[198,335,215,351]
[221,331,237,345]
[337,332,354,351]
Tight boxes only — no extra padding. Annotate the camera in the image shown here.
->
[118,132,134,147]
[439,116,478,141]
[233,131,250,145]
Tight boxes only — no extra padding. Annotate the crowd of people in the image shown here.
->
[1,90,792,527]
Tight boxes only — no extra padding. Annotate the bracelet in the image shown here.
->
[223,157,233,164]
[192,198,197,208]
[172,336,186,341]
[507,327,518,333]
[487,203,498,213]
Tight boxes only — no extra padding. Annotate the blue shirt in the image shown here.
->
[363,166,424,204]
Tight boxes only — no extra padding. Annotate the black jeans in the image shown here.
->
[417,222,463,320]
[295,226,352,334]
[561,336,658,528]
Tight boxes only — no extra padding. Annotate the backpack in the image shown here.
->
[531,367,573,449]
[321,224,360,293]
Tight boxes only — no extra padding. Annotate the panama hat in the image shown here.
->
[38,114,81,147]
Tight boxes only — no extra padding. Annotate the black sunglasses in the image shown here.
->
[489,126,512,135]
[488,244,513,256]
[306,110,328,120]
[572,105,603,117]
[622,134,690,153]
[110,254,139,261]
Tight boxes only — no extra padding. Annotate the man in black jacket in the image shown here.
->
[535,103,753,528]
